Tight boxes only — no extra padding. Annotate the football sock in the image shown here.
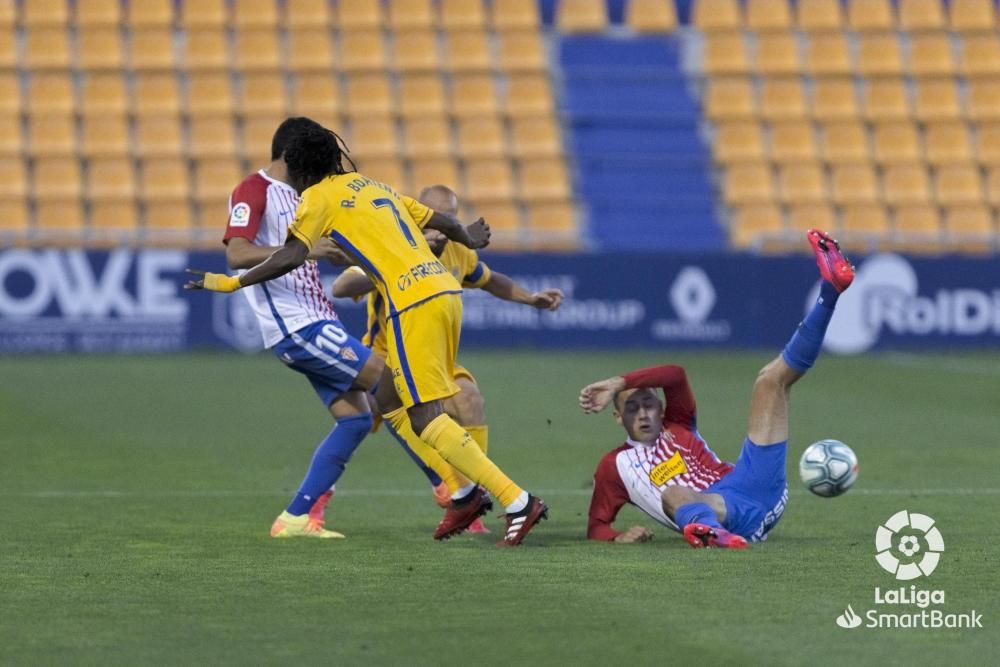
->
[383,407,469,494]
[419,413,524,507]
[781,282,839,373]
[465,424,488,455]
[286,413,372,516]
[386,423,442,487]
[674,502,723,529]
[505,491,530,514]
[451,483,477,500]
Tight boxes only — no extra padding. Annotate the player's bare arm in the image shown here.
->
[226,237,343,270]
[424,211,491,249]
[482,271,564,311]
[185,235,309,292]
[579,376,626,414]
[330,268,376,299]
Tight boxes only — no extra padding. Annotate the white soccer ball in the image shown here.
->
[799,439,859,497]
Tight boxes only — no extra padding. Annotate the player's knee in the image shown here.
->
[756,357,798,392]
[451,381,485,424]
[661,485,695,514]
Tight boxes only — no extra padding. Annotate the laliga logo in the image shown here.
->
[875,510,944,580]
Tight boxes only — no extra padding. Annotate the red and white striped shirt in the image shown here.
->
[587,365,734,541]
[222,170,337,348]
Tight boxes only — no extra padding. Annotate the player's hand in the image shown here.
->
[579,376,625,414]
[614,526,654,543]
[465,218,491,249]
[528,288,564,311]
[184,270,241,293]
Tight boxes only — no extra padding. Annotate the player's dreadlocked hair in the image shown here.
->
[281,118,357,190]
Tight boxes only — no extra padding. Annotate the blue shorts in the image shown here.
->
[707,438,789,542]
[271,320,372,407]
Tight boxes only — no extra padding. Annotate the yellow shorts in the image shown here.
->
[386,292,462,408]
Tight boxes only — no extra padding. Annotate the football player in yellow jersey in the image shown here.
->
[186,120,549,546]
[332,185,564,536]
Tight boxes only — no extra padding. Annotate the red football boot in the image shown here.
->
[683,523,748,550]
[466,517,491,534]
[497,495,548,547]
[308,489,334,526]
[434,487,493,540]
[807,229,854,293]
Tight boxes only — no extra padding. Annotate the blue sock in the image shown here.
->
[286,413,373,515]
[386,423,443,487]
[781,282,839,373]
[674,502,723,529]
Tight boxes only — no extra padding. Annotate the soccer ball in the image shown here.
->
[799,439,859,497]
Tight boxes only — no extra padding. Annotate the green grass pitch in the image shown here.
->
[1,351,997,666]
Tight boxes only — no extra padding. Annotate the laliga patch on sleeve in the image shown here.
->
[229,202,252,227]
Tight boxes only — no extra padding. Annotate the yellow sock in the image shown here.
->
[465,424,488,455]
[383,407,469,494]
[420,414,522,507]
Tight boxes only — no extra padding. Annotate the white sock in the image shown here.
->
[451,483,477,500]
[505,491,529,514]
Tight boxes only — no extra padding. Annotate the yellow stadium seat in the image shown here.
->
[960,35,1000,78]
[796,0,843,32]
[457,118,506,159]
[503,74,554,118]
[898,0,946,31]
[692,0,741,31]
[440,0,487,30]
[831,165,880,203]
[233,28,282,71]
[715,121,765,163]
[402,118,453,158]
[705,78,756,120]
[392,32,440,72]
[723,164,774,204]
[497,30,546,72]
[778,162,827,204]
[755,33,801,76]
[760,78,807,121]
[872,122,922,165]
[811,78,858,121]
[80,116,130,157]
[399,73,447,118]
[36,200,85,238]
[23,0,69,26]
[465,158,516,203]
[518,158,571,201]
[133,73,181,117]
[914,79,961,122]
[935,164,983,206]
[24,28,71,70]
[189,117,237,158]
[0,1,13,28]
[909,34,955,77]
[193,158,243,204]
[28,115,76,156]
[33,157,82,199]
[388,0,435,30]
[0,75,19,115]
[976,123,1000,165]
[127,0,172,27]
[336,0,384,29]
[731,204,784,250]
[626,0,677,33]
[146,200,195,238]
[0,116,22,155]
[805,34,852,77]
[76,0,121,26]
[183,28,229,71]
[240,73,288,118]
[841,204,890,251]
[345,74,395,117]
[967,80,1000,121]
[475,201,522,235]
[0,30,15,70]
[893,205,942,252]
[745,0,792,31]
[556,0,608,33]
[770,121,817,164]
[90,201,140,241]
[0,199,30,236]
[129,28,176,70]
[946,205,995,252]
[285,0,332,27]
[141,158,189,201]
[858,34,903,77]
[863,79,911,121]
[233,0,279,28]
[180,0,227,29]
[135,116,184,157]
[987,167,1000,207]
[949,0,996,33]
[848,0,895,31]
[0,159,28,198]
[80,74,126,117]
[411,158,460,194]
[491,0,541,32]
[290,73,341,121]
[452,74,500,118]
[525,202,578,246]
[28,74,76,115]
[188,72,235,117]
[347,117,399,159]
[788,203,836,235]
[359,158,410,194]
[924,122,973,165]
[288,28,336,72]
[446,31,494,72]
[241,115,286,165]
[883,164,932,205]
[87,157,136,201]
[820,121,870,164]
[704,33,749,76]
[511,117,563,158]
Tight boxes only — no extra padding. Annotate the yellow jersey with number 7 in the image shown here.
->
[288,173,462,316]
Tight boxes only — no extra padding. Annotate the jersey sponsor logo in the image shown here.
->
[397,260,448,291]
[229,202,252,227]
[649,451,688,486]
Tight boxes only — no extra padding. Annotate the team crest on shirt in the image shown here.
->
[339,347,359,362]
[229,202,251,227]
[649,451,688,486]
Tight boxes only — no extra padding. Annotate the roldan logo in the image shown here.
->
[808,254,1000,353]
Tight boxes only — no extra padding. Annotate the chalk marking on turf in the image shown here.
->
[878,353,1000,378]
